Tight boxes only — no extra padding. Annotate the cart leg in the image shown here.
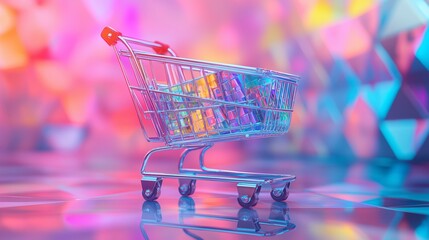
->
[141,146,176,174]
[237,183,261,208]
[177,144,214,172]
[141,176,163,201]
[199,144,213,172]
[178,179,196,196]
[270,182,290,202]
[178,145,205,171]
[177,146,205,196]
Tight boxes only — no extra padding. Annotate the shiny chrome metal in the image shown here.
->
[104,26,299,207]
[237,183,260,204]
[141,176,162,201]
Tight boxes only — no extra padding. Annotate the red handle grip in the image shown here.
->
[101,26,122,46]
[153,41,170,55]
[101,26,172,55]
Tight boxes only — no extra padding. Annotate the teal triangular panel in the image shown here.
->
[415,27,429,71]
[380,119,429,160]
[380,0,429,39]
[361,80,400,119]
[385,87,425,120]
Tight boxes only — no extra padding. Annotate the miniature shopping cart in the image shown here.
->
[101,26,299,208]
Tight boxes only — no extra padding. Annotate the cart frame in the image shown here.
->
[101,26,299,208]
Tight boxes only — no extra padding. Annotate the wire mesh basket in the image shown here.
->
[101,26,299,208]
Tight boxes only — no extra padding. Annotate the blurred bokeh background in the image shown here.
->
[1,0,429,164]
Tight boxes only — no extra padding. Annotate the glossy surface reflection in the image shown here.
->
[0,154,428,239]
[140,199,295,239]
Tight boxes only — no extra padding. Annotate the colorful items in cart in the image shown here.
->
[216,71,257,130]
[161,70,287,136]
[244,74,275,108]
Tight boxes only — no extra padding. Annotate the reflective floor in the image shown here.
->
[1,153,429,239]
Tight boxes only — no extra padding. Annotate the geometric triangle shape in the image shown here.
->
[330,87,360,114]
[380,24,427,74]
[376,43,403,80]
[347,0,375,17]
[376,128,397,158]
[304,0,337,30]
[406,55,429,74]
[407,83,429,116]
[288,41,325,90]
[358,4,380,36]
[343,96,378,158]
[416,119,429,140]
[322,19,372,59]
[402,57,429,115]
[347,48,394,85]
[329,58,360,88]
[380,0,429,39]
[361,80,401,119]
[320,94,343,124]
[380,119,429,160]
[414,134,429,161]
[385,87,426,120]
[415,26,429,71]
[326,58,361,113]
[408,57,429,79]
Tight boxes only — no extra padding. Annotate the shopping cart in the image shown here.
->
[101,26,300,208]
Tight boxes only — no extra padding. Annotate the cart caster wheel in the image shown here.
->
[270,183,290,202]
[178,179,196,196]
[237,194,258,208]
[237,185,261,208]
[141,178,163,201]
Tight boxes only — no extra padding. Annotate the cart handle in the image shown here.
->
[101,26,170,55]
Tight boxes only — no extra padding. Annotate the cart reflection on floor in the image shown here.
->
[140,198,295,239]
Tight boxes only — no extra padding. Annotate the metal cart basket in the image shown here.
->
[101,26,300,208]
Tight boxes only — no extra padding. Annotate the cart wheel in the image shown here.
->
[178,179,196,196]
[270,183,290,202]
[237,185,261,208]
[142,179,163,201]
[237,194,258,208]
